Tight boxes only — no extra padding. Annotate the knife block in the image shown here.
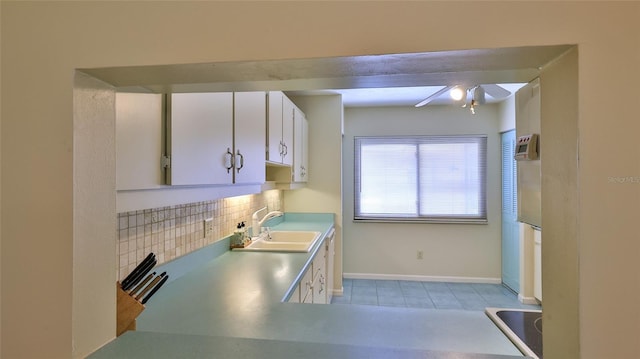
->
[116,283,145,336]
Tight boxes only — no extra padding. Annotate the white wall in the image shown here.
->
[343,105,502,281]
[2,2,640,359]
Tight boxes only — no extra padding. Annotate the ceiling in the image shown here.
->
[288,83,527,108]
[82,45,571,107]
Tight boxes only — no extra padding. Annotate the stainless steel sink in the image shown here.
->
[233,231,321,253]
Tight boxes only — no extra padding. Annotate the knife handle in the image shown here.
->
[128,272,156,296]
[141,275,169,304]
[121,252,155,289]
[122,258,156,291]
[135,272,166,301]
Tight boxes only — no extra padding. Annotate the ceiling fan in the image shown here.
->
[414,84,512,114]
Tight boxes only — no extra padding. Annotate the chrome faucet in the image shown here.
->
[251,207,283,237]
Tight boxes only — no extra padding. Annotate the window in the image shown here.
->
[354,135,487,223]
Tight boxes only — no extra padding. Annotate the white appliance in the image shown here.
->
[516,79,541,228]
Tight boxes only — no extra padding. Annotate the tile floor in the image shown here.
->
[331,279,542,311]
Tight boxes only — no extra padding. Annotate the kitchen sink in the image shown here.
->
[233,231,321,253]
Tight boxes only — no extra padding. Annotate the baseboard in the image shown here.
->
[331,287,344,296]
[343,272,502,284]
[518,293,541,305]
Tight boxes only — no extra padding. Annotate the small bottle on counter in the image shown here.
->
[240,221,249,245]
[233,223,243,246]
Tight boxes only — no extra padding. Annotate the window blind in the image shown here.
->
[354,135,487,223]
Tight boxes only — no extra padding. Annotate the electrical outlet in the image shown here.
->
[417,250,424,260]
[204,218,213,238]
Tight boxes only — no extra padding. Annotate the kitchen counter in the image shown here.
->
[90,213,526,358]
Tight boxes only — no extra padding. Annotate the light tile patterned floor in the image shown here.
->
[331,279,541,311]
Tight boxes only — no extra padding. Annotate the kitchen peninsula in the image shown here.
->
[90,213,524,358]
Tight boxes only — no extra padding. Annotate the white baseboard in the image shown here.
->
[343,272,501,284]
[518,293,541,305]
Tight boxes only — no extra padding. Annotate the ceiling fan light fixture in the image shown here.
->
[449,86,466,102]
[472,86,486,105]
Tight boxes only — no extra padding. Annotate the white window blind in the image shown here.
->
[354,135,487,223]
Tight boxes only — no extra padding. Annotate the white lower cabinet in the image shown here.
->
[288,231,334,304]
[312,248,327,304]
[300,266,314,304]
[288,277,301,303]
[534,230,542,302]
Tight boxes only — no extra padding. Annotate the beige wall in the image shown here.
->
[540,47,581,358]
[498,95,516,133]
[73,72,117,357]
[2,2,640,359]
[0,1,3,352]
[285,95,344,292]
[343,105,502,280]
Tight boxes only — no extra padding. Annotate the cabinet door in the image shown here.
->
[288,282,301,303]
[267,91,284,163]
[116,93,164,190]
[312,245,327,304]
[300,267,313,303]
[293,107,309,182]
[234,92,266,184]
[281,96,295,166]
[169,92,233,185]
[301,115,308,181]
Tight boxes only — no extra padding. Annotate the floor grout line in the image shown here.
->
[332,279,542,311]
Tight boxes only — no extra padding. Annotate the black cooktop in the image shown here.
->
[495,310,543,358]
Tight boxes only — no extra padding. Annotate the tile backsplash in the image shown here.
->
[116,190,283,280]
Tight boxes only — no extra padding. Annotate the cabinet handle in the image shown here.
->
[283,143,288,157]
[225,148,234,173]
[236,150,244,172]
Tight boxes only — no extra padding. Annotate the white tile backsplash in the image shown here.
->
[116,190,283,280]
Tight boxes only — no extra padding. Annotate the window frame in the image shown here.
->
[353,135,488,224]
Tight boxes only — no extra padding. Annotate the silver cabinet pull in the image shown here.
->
[236,150,244,172]
[225,148,234,173]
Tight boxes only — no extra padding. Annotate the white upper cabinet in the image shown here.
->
[293,105,309,183]
[169,91,266,186]
[267,91,294,166]
[233,92,266,184]
[169,92,234,186]
[116,92,164,190]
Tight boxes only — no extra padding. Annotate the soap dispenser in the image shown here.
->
[233,223,243,246]
[240,221,248,245]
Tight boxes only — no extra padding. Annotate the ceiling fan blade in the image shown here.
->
[414,86,453,108]
[481,84,511,99]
